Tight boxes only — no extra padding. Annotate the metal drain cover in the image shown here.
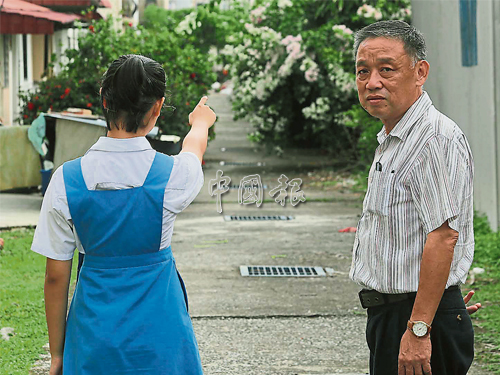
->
[224,215,294,221]
[240,266,326,277]
[229,184,268,190]
[219,161,265,166]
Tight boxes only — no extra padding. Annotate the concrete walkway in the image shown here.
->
[2,93,490,374]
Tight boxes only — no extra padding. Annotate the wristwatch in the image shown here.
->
[407,320,432,337]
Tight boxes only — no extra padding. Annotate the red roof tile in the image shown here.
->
[1,0,80,24]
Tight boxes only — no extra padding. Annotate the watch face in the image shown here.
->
[413,322,428,337]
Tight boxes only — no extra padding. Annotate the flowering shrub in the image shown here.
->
[226,0,411,158]
[19,17,216,138]
[18,76,97,123]
[143,1,249,85]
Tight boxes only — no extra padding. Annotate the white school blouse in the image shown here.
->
[31,136,204,260]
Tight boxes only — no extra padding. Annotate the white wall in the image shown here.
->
[412,0,500,229]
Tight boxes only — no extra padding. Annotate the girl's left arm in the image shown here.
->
[44,257,73,370]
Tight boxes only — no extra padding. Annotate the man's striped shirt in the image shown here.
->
[349,92,474,294]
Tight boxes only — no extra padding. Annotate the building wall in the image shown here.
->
[494,0,500,231]
[97,0,125,31]
[32,34,45,82]
[0,36,6,125]
[412,0,500,229]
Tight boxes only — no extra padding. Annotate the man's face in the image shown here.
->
[355,37,425,130]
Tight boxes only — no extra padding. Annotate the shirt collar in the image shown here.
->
[87,136,153,153]
[376,91,432,144]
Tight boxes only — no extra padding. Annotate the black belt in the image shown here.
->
[359,285,460,309]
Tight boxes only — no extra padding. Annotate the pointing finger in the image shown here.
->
[197,96,208,107]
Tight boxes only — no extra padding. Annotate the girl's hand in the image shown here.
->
[188,96,216,129]
[49,356,63,375]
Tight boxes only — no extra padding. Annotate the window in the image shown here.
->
[459,0,478,67]
[2,35,9,87]
[44,35,49,72]
[22,34,28,80]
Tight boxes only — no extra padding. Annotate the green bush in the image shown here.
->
[19,18,216,138]
[143,1,249,84]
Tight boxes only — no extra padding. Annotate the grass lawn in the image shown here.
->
[466,215,500,373]
[0,217,498,373]
[0,229,77,375]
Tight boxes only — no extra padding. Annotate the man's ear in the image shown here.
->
[416,60,430,87]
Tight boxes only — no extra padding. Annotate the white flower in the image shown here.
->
[299,56,318,72]
[220,44,235,56]
[305,67,319,82]
[332,24,353,36]
[281,34,302,46]
[278,54,294,77]
[255,79,267,100]
[175,12,198,35]
[302,97,331,121]
[277,0,293,9]
[250,5,267,18]
[357,4,383,20]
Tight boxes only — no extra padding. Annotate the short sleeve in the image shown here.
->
[31,166,77,260]
[408,136,464,234]
[163,152,204,213]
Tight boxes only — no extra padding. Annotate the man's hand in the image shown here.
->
[49,355,63,375]
[398,329,432,375]
[464,290,482,315]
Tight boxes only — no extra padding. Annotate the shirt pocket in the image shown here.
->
[363,171,395,216]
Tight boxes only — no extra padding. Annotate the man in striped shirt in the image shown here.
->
[350,20,475,375]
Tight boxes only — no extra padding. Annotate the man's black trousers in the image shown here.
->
[366,287,474,375]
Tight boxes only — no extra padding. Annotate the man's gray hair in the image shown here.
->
[353,20,427,65]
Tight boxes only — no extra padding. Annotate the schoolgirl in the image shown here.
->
[31,54,216,374]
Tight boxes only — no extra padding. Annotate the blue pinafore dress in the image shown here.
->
[62,152,203,374]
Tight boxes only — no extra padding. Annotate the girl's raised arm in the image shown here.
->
[181,96,216,162]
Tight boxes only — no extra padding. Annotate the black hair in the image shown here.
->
[353,20,427,65]
[100,54,166,133]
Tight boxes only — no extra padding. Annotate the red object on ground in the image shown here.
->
[338,227,357,233]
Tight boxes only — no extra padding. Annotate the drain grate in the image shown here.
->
[224,215,293,221]
[219,161,265,167]
[240,266,326,277]
[229,184,268,190]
